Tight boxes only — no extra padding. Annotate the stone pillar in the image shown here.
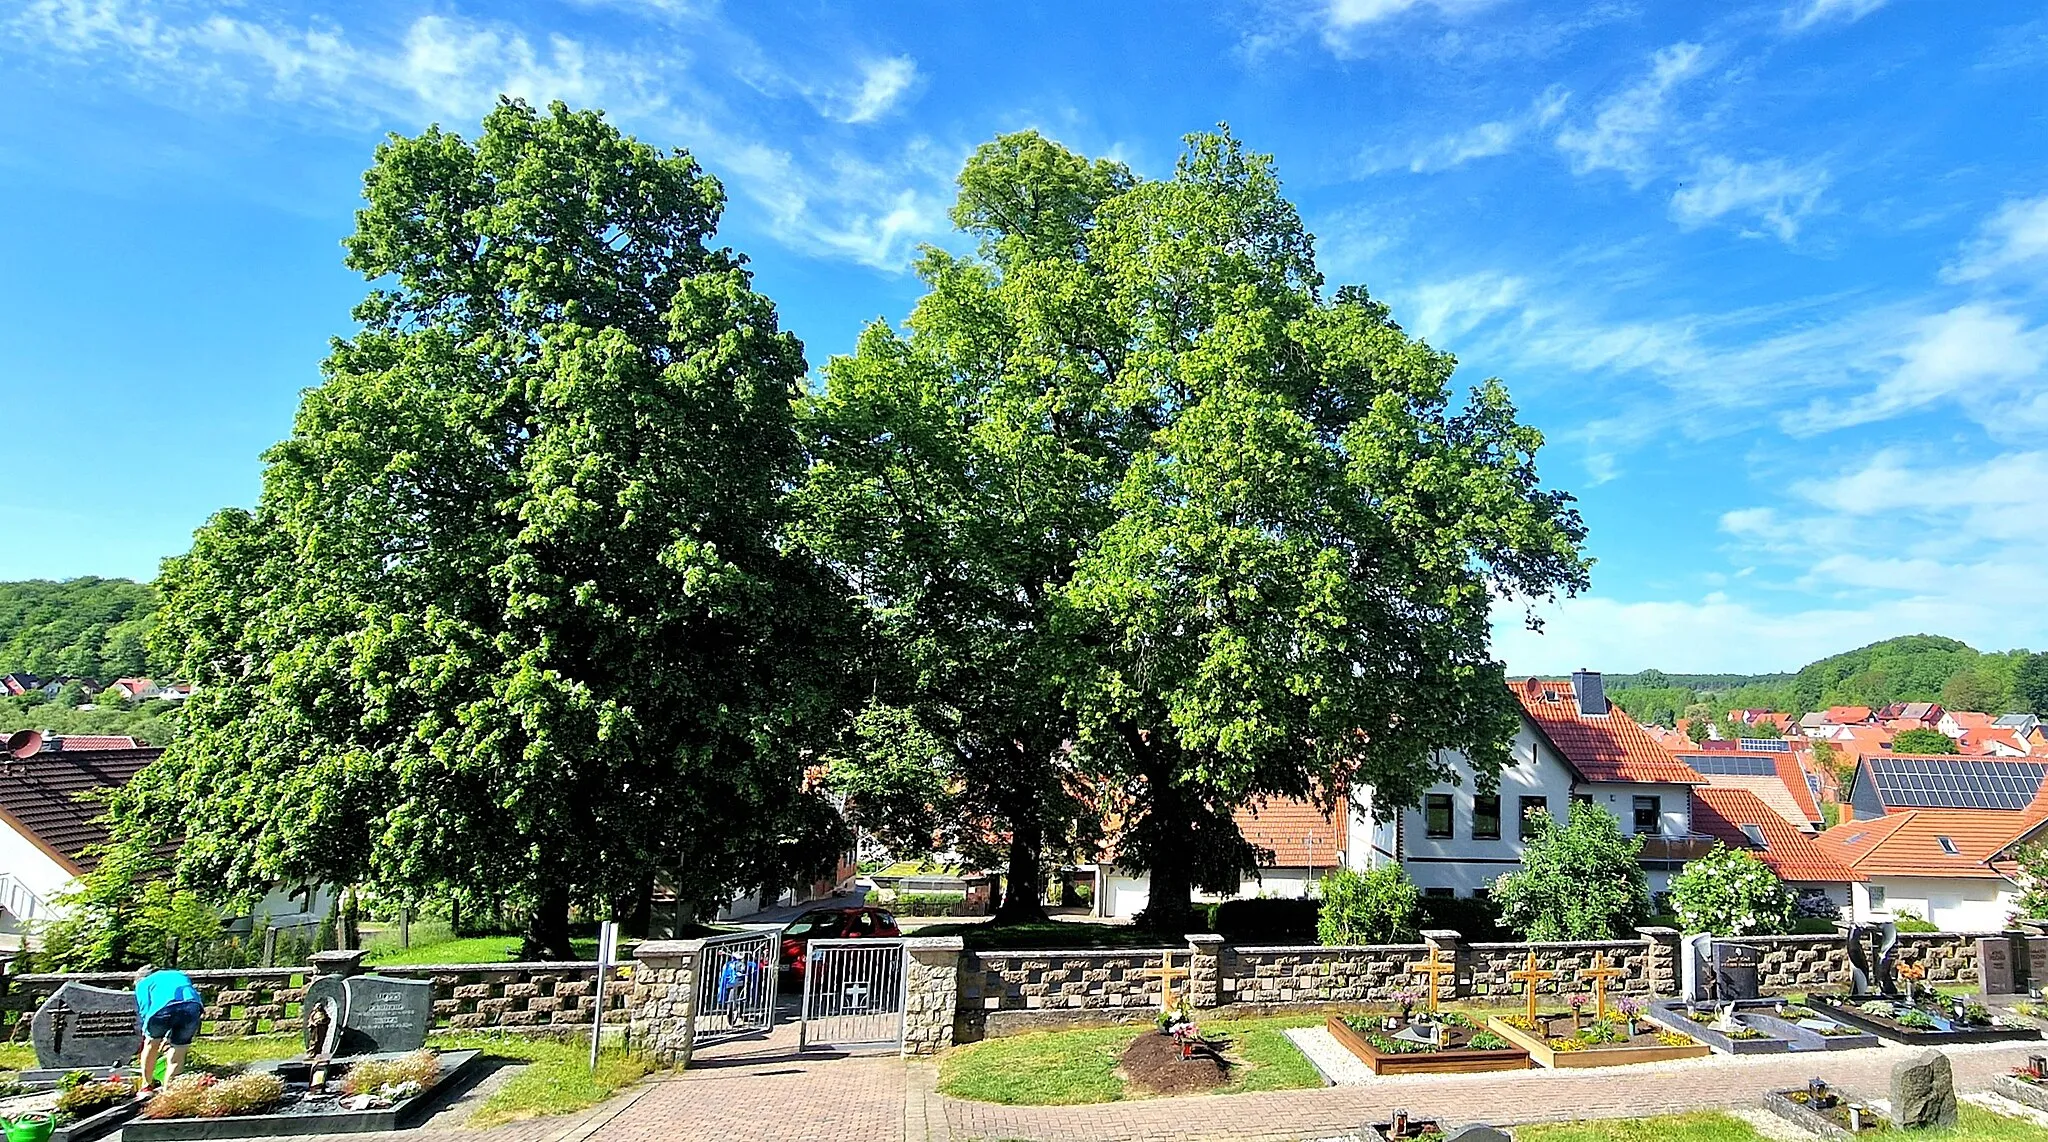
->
[628,939,702,1068]
[307,949,368,981]
[1421,929,1466,1005]
[901,936,964,1057]
[1186,934,1226,1009]
[1637,926,1681,997]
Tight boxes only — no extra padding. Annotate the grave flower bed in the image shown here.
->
[1801,994,2043,1046]
[1993,1059,2048,1113]
[1326,1011,1530,1075]
[120,1050,482,1141]
[1764,1081,1889,1138]
[1485,1011,1709,1069]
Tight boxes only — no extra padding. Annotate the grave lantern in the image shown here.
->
[2030,1054,2047,1080]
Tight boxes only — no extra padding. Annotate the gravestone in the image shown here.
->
[301,974,432,1057]
[2027,937,2048,994]
[1888,1049,1956,1129]
[1979,937,2017,998]
[1680,933,1716,1004]
[1711,943,1761,1003]
[31,981,142,1071]
[1443,1127,1511,1142]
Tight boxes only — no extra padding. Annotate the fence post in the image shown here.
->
[261,927,278,969]
[902,936,964,1056]
[1637,926,1681,997]
[628,939,704,1068]
[1185,934,1226,1008]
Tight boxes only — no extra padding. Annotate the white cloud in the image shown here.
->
[1799,302,2048,432]
[1943,193,2048,282]
[1322,0,1496,31]
[4,0,950,270]
[1554,42,1704,186]
[1785,0,1887,33]
[1669,154,1830,242]
[835,56,918,124]
[1366,87,1569,174]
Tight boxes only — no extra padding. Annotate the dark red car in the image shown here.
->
[779,906,900,978]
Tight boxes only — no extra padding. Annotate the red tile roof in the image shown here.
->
[1233,797,1345,868]
[50,735,141,751]
[1813,808,2025,880]
[1691,787,1862,883]
[0,747,161,876]
[1513,678,1705,785]
[1774,753,1824,824]
[1826,706,1873,724]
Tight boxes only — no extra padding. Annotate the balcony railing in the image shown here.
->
[1637,836,1718,865]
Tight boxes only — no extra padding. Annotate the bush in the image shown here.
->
[1892,728,1956,755]
[55,1075,136,1118]
[1316,867,1420,945]
[1667,845,1795,936]
[1212,896,1320,940]
[896,891,966,917]
[342,1050,440,1097]
[1891,908,1939,933]
[1491,801,1649,941]
[1415,894,1510,941]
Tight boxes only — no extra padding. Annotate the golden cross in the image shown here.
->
[1507,951,1560,1026]
[1406,948,1456,1013]
[1141,952,1191,1012]
[1577,953,1627,1023]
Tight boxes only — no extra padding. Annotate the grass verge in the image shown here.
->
[362,935,600,966]
[937,1014,1323,1104]
[912,920,1178,952]
[429,1033,653,1127]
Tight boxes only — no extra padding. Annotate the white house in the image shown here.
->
[1094,670,1720,919]
[0,738,329,951]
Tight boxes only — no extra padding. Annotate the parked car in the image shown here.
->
[779,906,901,980]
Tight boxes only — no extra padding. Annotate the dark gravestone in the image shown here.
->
[32,981,142,1071]
[1980,937,2017,998]
[2027,938,2048,993]
[1711,942,1762,1003]
[301,974,432,1057]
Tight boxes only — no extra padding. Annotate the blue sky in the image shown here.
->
[4,0,2046,674]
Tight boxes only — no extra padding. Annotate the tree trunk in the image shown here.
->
[993,811,1048,925]
[521,881,577,961]
[1133,740,1195,935]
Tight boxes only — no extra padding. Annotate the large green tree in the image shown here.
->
[806,128,1589,933]
[112,99,853,957]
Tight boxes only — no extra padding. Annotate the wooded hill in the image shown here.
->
[0,577,161,680]
[1605,634,2045,728]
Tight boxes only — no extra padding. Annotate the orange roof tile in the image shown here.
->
[1813,808,2025,880]
[1514,678,1705,785]
[1773,753,1824,824]
[1826,706,1873,724]
[1692,787,1862,883]
[1233,797,1345,868]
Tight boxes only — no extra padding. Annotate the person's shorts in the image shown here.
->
[144,1000,204,1047]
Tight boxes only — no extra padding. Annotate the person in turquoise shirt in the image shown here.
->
[133,965,204,1092]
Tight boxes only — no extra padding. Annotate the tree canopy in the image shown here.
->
[1891,727,1958,754]
[804,127,1590,931]
[1492,802,1650,941]
[107,99,854,957]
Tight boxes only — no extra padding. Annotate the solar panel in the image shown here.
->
[1737,738,1792,753]
[1805,772,1822,798]
[1865,756,2048,810]
[1678,753,1777,777]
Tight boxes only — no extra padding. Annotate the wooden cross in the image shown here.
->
[1406,948,1457,1013]
[1577,953,1627,1023]
[1507,952,1560,1026]
[1142,952,1191,1012]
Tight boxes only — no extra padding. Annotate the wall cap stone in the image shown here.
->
[1233,943,1429,954]
[633,939,708,959]
[1635,926,1680,937]
[903,936,965,952]
[1186,934,1226,948]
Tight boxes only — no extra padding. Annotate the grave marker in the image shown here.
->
[31,981,142,1072]
[1979,937,2017,998]
[1405,948,1456,1013]
[1141,952,1190,1013]
[301,974,432,1057]
[1577,953,1627,1022]
[1507,952,1560,1026]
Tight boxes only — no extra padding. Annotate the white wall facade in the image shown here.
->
[1853,876,2014,931]
[0,824,78,946]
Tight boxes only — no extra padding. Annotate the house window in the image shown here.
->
[1473,795,1502,840]
[1519,796,1548,840]
[1936,835,1959,856]
[1868,885,1887,909]
[1632,795,1662,835]
[1570,792,1594,808]
[1424,794,1454,839]
[1738,824,1768,850]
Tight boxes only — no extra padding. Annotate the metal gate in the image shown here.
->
[800,938,907,1049]
[693,931,779,1045]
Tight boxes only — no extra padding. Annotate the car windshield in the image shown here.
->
[784,914,833,938]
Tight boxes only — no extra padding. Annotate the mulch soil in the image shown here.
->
[1117,1029,1232,1095]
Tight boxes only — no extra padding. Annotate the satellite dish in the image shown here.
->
[5,730,43,759]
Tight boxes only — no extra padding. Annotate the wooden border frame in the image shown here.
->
[1485,1015,1711,1069]
[1323,1014,1530,1075]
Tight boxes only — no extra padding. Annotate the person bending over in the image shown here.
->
[134,965,204,1092]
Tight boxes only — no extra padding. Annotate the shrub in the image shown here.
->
[896,891,965,917]
[1891,908,1939,933]
[1668,845,1796,936]
[140,1075,218,1119]
[55,1076,135,1117]
[1213,896,1320,940]
[203,1074,286,1117]
[1892,728,1956,755]
[1415,894,1509,941]
[1491,802,1649,941]
[1316,867,1420,946]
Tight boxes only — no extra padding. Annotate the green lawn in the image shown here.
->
[362,934,600,966]
[937,1014,1324,1104]
[1522,1107,2048,1142]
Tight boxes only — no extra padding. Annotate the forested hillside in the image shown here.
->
[0,577,161,679]
[1607,634,2045,728]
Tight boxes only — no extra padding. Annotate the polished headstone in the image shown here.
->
[31,981,142,1071]
[1980,937,2017,997]
[301,973,432,1057]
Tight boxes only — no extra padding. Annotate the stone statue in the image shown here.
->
[1847,924,1872,997]
[1874,921,1900,997]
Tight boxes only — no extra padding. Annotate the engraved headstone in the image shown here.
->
[1980,937,2017,997]
[31,981,142,1071]
[2027,937,2048,993]
[1680,933,1716,1004]
[1711,943,1762,1002]
[301,973,432,1056]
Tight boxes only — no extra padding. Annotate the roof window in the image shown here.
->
[1936,835,1959,856]
[1738,824,1769,850]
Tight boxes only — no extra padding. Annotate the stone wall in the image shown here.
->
[1465,940,1653,998]
[959,946,1181,1014]
[902,937,963,1056]
[1719,930,1990,993]
[1224,943,1423,1005]
[626,940,699,1067]
[1,961,628,1042]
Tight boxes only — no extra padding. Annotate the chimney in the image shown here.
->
[1571,669,1608,716]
